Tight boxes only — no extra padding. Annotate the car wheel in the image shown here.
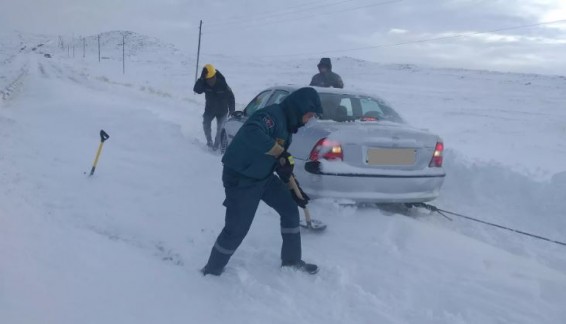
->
[220,131,228,154]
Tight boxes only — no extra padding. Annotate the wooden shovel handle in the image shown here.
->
[289,176,312,224]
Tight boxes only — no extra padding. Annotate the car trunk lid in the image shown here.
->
[313,121,439,171]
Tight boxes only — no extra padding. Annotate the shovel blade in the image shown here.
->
[300,219,327,232]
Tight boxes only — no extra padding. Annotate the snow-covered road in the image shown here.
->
[1,33,565,324]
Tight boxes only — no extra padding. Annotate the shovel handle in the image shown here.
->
[289,176,313,225]
[100,130,110,142]
[89,130,109,176]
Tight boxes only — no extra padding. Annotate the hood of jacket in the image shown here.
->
[210,71,228,89]
[280,87,323,134]
[317,57,332,71]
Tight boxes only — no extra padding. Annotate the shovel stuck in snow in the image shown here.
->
[289,175,327,232]
[89,130,110,176]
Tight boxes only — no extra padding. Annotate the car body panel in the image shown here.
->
[220,85,445,203]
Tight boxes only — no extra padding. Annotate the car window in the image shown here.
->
[319,93,404,123]
[320,94,342,120]
[360,98,384,116]
[244,90,272,116]
[266,90,289,105]
[359,97,403,122]
[339,98,353,115]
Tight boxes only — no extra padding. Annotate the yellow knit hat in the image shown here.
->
[204,64,217,79]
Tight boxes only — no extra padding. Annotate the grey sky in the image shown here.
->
[1,0,565,75]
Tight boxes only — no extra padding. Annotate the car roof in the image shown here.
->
[266,84,378,98]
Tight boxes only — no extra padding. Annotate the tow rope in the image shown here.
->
[409,203,566,247]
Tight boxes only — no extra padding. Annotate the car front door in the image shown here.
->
[266,90,289,106]
[223,90,273,142]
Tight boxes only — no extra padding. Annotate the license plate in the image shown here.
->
[366,148,416,165]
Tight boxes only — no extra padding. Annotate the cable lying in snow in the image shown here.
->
[410,203,566,247]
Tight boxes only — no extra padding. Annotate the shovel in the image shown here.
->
[289,175,327,232]
[89,130,110,176]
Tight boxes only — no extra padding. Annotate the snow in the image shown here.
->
[1,31,566,324]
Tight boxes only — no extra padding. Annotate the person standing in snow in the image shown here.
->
[193,64,235,150]
[201,87,322,276]
[309,57,344,89]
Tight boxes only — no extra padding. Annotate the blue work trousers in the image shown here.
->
[204,168,301,274]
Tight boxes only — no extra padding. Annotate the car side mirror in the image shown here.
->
[231,111,244,119]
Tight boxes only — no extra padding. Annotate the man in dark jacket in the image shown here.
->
[309,57,344,88]
[202,87,323,276]
[193,64,235,150]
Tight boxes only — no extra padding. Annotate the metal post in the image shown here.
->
[98,35,101,62]
[122,34,125,74]
[194,20,203,84]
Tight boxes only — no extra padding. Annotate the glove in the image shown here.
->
[275,151,294,183]
[200,67,208,79]
[290,183,310,208]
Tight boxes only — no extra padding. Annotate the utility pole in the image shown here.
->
[122,34,126,74]
[98,35,101,62]
[83,37,86,58]
[194,20,203,84]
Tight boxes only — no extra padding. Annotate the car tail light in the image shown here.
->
[429,142,444,167]
[309,138,343,161]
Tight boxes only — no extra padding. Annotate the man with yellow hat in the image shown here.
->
[193,64,235,150]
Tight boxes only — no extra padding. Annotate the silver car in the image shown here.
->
[220,86,445,203]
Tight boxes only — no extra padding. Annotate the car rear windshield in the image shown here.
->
[319,93,404,123]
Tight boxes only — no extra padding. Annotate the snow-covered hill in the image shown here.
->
[1,31,565,324]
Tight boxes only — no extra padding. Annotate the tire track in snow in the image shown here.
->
[85,224,186,266]
[0,60,29,102]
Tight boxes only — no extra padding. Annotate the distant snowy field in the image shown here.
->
[1,31,565,324]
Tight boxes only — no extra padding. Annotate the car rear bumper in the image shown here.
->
[296,164,445,203]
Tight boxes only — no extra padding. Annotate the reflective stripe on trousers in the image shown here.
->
[281,226,300,234]
[214,242,236,255]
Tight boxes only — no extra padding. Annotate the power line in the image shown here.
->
[257,18,566,57]
[204,0,403,34]
[206,0,352,28]
[206,0,329,27]
[207,0,402,32]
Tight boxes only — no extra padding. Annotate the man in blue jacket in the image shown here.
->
[202,87,323,276]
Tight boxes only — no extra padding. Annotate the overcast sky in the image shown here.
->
[1,0,565,75]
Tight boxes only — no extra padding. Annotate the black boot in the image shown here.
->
[201,266,223,276]
[281,260,319,274]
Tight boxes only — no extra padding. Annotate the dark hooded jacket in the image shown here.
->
[222,87,323,180]
[310,58,344,89]
[193,71,236,116]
